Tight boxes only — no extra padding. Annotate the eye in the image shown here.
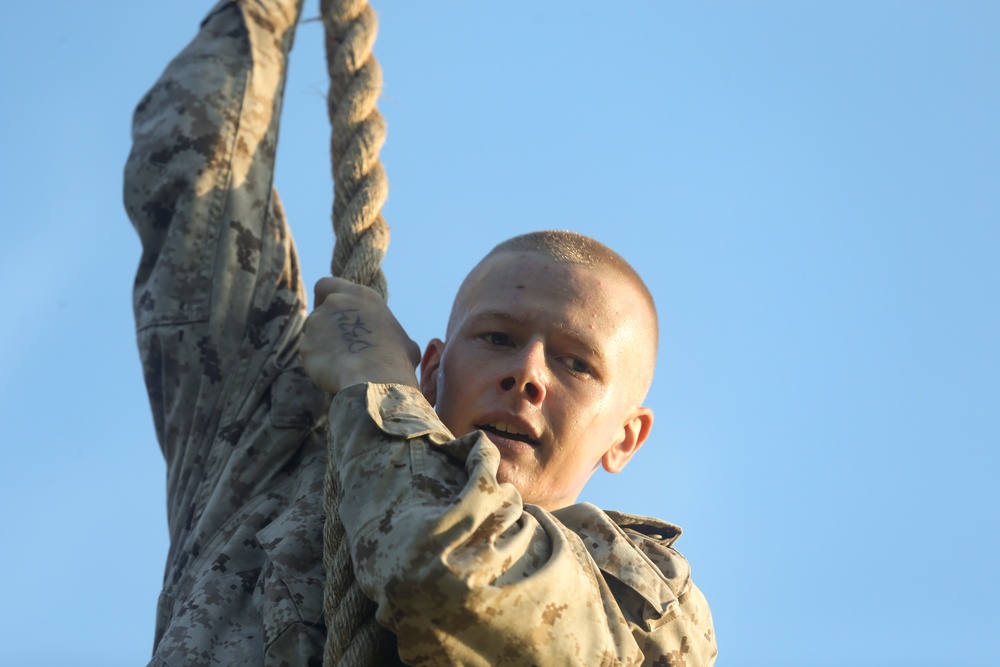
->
[560,356,593,376]
[482,332,513,347]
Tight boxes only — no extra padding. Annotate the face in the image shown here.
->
[420,251,655,511]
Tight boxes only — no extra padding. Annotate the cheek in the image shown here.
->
[567,389,622,440]
[443,347,489,395]
[436,357,474,430]
[571,386,612,422]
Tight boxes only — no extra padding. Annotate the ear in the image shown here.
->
[602,407,654,474]
[419,338,446,406]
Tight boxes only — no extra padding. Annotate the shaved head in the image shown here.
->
[447,230,659,399]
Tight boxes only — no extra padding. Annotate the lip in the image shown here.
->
[474,413,542,448]
[480,430,539,455]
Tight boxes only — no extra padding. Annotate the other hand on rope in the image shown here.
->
[302,277,420,395]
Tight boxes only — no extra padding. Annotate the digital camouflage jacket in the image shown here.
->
[330,384,717,666]
[124,0,715,664]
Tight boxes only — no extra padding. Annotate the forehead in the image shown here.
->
[458,251,648,344]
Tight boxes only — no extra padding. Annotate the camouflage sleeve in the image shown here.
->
[122,0,308,592]
[329,383,717,666]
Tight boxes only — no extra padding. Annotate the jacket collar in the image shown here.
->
[553,502,687,627]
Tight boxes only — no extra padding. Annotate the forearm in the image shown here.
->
[329,384,642,666]
[123,0,304,287]
[124,0,307,419]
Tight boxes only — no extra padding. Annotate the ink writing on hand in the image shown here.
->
[333,309,376,354]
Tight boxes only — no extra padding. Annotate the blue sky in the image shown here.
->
[1,2,997,665]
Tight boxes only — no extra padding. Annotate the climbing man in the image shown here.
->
[301,233,718,664]
[124,0,716,664]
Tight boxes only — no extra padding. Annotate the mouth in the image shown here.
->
[476,421,540,447]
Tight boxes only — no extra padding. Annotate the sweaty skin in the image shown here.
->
[305,254,718,664]
[303,250,656,510]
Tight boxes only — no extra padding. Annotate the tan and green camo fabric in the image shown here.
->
[124,1,715,664]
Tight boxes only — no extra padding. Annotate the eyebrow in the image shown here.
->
[467,310,528,328]
[467,310,607,366]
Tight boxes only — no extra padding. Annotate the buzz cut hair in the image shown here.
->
[449,231,660,390]
[489,230,638,270]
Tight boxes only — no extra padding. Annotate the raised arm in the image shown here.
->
[123,2,337,662]
[123,0,307,550]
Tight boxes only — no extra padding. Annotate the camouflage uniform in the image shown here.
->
[125,1,330,664]
[124,1,716,665]
[329,383,716,666]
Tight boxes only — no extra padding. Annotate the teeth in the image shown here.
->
[491,421,528,437]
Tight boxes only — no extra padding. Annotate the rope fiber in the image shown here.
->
[320,1,395,665]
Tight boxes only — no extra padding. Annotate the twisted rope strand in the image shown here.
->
[320,1,394,665]
[323,0,389,299]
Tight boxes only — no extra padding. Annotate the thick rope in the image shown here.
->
[323,0,389,299]
[320,1,395,665]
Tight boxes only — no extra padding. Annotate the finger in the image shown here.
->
[313,276,350,308]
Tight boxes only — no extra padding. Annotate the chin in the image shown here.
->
[493,460,521,487]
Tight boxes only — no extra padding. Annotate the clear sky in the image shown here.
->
[1,2,997,665]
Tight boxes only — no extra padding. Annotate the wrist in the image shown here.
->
[343,370,419,391]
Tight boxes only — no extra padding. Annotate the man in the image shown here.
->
[125,0,715,664]
[302,235,717,664]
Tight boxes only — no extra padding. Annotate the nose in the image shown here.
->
[498,340,547,405]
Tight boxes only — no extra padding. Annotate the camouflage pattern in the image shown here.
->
[330,383,717,666]
[125,1,715,665]
[124,1,335,664]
